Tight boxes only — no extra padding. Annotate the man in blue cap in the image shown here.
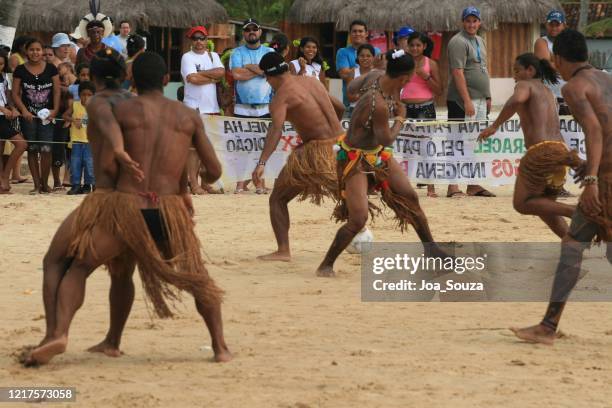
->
[446,6,495,198]
[336,20,381,114]
[534,10,568,115]
[394,25,415,53]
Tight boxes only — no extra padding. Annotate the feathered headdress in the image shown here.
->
[78,0,114,39]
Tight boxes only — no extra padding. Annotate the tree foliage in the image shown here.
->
[218,0,293,25]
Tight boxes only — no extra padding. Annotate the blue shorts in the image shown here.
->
[20,118,54,153]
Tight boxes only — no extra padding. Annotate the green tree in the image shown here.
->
[218,0,293,25]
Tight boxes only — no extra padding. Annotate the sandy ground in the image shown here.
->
[1,182,611,408]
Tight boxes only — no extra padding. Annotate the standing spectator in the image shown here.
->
[181,25,225,195]
[51,62,75,191]
[346,44,375,112]
[124,34,145,89]
[269,33,290,58]
[66,81,95,195]
[9,36,33,71]
[76,21,108,65]
[289,37,326,83]
[230,18,274,194]
[12,39,61,194]
[68,63,90,100]
[401,32,443,198]
[0,51,27,193]
[114,20,131,59]
[446,6,495,198]
[50,33,73,66]
[43,45,55,63]
[336,20,381,112]
[394,25,415,53]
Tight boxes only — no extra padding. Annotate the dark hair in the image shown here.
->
[356,43,376,62]
[75,63,90,76]
[0,51,10,74]
[350,20,368,31]
[177,85,184,102]
[25,39,43,50]
[553,29,588,63]
[12,36,35,54]
[132,51,167,92]
[270,33,289,54]
[126,34,145,58]
[297,37,323,65]
[86,20,105,31]
[119,20,130,27]
[515,53,559,84]
[385,49,415,78]
[90,48,126,89]
[407,32,434,58]
[78,81,96,95]
[259,51,289,76]
[43,44,53,52]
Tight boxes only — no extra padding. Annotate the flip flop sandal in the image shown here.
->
[446,191,467,198]
[10,178,29,184]
[468,189,496,197]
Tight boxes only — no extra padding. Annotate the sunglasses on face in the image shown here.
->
[192,36,207,41]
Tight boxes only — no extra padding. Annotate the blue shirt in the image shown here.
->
[230,45,274,106]
[102,35,125,56]
[336,45,381,106]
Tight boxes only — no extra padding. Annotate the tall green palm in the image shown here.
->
[219,0,293,24]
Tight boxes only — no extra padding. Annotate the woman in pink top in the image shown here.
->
[401,32,442,197]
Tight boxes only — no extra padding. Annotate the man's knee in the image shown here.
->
[347,212,368,233]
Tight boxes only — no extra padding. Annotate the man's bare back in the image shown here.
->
[113,94,212,199]
[516,79,563,147]
[276,75,344,142]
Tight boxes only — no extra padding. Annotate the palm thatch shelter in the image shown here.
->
[17,0,230,80]
[286,0,562,87]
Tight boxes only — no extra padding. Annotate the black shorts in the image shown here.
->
[0,116,19,140]
[141,209,168,244]
[52,123,69,167]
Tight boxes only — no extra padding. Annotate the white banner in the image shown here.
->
[203,115,586,186]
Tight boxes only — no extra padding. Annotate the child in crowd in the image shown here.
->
[67,63,90,100]
[66,81,95,195]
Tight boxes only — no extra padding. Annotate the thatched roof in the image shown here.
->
[289,0,563,32]
[18,0,228,32]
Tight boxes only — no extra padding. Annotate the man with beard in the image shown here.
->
[229,18,274,194]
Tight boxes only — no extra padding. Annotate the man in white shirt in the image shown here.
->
[180,25,225,194]
[114,20,131,59]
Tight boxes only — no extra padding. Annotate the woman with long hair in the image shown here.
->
[289,37,326,83]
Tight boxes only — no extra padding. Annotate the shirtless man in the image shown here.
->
[35,48,143,360]
[511,29,611,345]
[25,52,231,365]
[317,49,445,277]
[252,52,345,262]
[479,53,582,238]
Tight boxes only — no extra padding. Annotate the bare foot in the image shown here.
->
[87,340,123,357]
[510,325,555,345]
[316,266,336,277]
[22,335,67,367]
[191,185,207,195]
[213,347,233,363]
[257,251,291,262]
[37,335,54,347]
[40,185,52,194]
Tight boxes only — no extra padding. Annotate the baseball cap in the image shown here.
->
[462,6,481,21]
[546,10,566,24]
[186,26,208,39]
[243,18,261,30]
[51,33,72,48]
[397,26,415,39]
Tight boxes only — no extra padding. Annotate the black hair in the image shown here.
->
[0,50,10,74]
[119,20,131,27]
[553,29,588,63]
[515,52,559,84]
[270,33,289,54]
[75,63,90,76]
[132,51,167,92]
[126,34,145,58]
[90,48,126,89]
[407,32,434,58]
[296,37,323,65]
[357,43,375,58]
[78,81,96,95]
[25,39,43,50]
[385,49,415,78]
[86,20,105,31]
[259,51,289,76]
[350,20,368,31]
[11,36,35,54]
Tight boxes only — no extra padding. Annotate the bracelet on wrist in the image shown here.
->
[583,175,598,185]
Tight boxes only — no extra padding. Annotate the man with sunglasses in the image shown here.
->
[229,18,274,194]
[181,26,225,194]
